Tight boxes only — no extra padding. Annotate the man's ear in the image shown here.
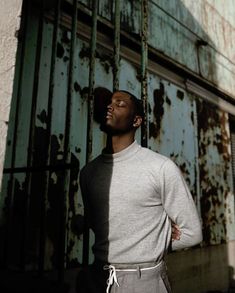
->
[133,116,142,128]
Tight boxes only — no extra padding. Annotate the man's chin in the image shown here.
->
[100,124,134,136]
[100,123,114,134]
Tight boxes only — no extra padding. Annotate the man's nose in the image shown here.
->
[107,104,114,111]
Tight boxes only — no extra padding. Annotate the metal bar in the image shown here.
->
[57,0,78,282]
[38,0,61,277]
[141,0,148,147]
[193,99,202,217]
[20,0,45,271]
[3,0,29,268]
[83,0,98,266]
[113,0,120,92]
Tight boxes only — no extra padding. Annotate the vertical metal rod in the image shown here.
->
[193,100,202,216]
[21,0,45,271]
[38,0,61,277]
[57,0,78,282]
[83,0,98,266]
[141,0,148,148]
[113,0,120,92]
[3,0,29,268]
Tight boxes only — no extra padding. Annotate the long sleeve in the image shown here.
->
[160,159,202,250]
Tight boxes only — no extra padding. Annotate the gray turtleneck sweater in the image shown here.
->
[80,141,202,264]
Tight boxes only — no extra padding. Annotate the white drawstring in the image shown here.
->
[103,262,162,293]
[103,265,120,293]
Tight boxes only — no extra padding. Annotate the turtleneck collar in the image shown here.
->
[101,140,141,163]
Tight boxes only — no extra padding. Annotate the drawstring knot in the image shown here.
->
[103,265,120,293]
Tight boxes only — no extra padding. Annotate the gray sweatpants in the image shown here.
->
[76,261,171,293]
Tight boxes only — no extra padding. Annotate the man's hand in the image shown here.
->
[171,222,181,241]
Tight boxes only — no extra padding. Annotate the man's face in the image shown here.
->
[101,91,136,134]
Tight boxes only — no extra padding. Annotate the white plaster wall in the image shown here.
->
[0,0,23,189]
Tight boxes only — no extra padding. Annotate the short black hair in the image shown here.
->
[119,90,144,118]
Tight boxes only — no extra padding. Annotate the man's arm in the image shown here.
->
[160,159,202,250]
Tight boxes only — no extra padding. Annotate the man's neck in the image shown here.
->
[105,133,135,154]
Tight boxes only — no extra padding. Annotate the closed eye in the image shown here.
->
[116,100,127,107]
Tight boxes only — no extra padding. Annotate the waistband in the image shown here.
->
[103,261,165,293]
[107,260,163,271]
[94,259,162,270]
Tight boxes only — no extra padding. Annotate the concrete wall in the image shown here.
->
[0,0,23,189]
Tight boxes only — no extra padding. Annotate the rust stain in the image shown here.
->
[99,56,112,74]
[197,100,219,133]
[169,153,192,193]
[37,109,48,124]
[149,82,165,139]
[56,42,64,59]
[61,30,71,44]
[79,43,90,60]
[135,67,142,83]
[63,56,69,62]
[120,0,140,33]
[197,99,231,245]
[75,147,81,153]
[179,162,190,184]
[191,111,194,125]
[79,44,112,74]
[165,96,171,106]
[149,122,157,139]
[74,82,81,93]
[176,90,184,101]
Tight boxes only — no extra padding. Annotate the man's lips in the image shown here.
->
[106,112,113,119]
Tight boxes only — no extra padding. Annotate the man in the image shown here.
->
[79,90,202,293]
